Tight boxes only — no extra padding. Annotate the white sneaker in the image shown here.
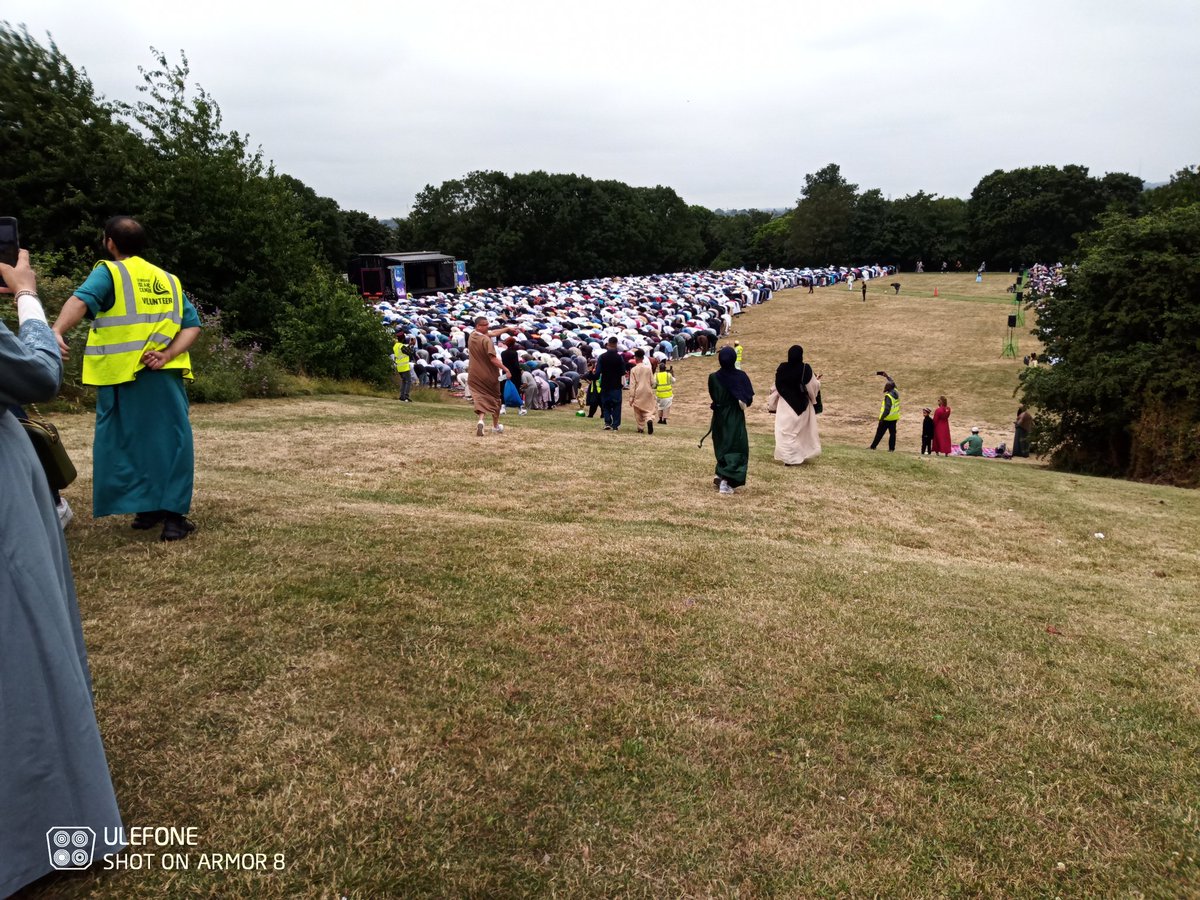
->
[493,424,504,434]
[519,408,527,416]
[719,480,734,495]
[499,406,506,415]
[476,420,485,437]
[56,497,74,528]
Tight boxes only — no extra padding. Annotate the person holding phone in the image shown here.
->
[51,216,201,541]
[0,249,125,895]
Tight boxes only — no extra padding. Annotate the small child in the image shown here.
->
[921,407,934,455]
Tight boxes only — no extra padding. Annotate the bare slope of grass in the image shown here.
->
[666,272,1037,452]
[27,394,1200,899]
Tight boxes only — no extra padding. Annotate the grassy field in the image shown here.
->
[23,274,1200,898]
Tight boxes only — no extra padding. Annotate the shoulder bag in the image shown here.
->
[17,406,77,491]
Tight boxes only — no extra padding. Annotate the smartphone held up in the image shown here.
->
[0,217,19,268]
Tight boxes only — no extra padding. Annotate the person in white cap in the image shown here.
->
[960,426,984,457]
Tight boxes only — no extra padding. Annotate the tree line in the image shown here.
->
[0,24,393,382]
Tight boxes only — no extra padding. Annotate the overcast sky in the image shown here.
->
[7,0,1198,218]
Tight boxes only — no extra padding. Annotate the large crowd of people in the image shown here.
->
[374,266,896,395]
[1021,262,1067,298]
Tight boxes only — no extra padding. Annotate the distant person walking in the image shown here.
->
[500,336,528,415]
[772,344,821,466]
[467,316,512,436]
[861,280,867,302]
[628,349,656,434]
[654,360,675,425]
[868,372,901,452]
[932,395,952,455]
[596,337,626,431]
[584,358,602,418]
[705,346,754,494]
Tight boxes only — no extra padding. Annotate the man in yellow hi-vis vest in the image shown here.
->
[733,341,743,369]
[653,361,675,425]
[51,217,201,541]
[393,333,413,402]
[868,371,901,452]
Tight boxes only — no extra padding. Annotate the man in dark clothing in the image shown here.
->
[869,375,901,452]
[861,280,867,302]
[499,336,527,414]
[596,337,626,430]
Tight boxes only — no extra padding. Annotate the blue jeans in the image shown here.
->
[601,388,622,429]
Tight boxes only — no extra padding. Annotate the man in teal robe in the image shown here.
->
[51,217,201,540]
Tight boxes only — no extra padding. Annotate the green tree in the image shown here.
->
[408,171,706,286]
[276,265,393,384]
[341,209,394,256]
[849,188,890,262]
[1099,172,1145,217]
[1019,205,1200,484]
[408,170,518,286]
[0,23,147,273]
[789,164,858,264]
[703,209,773,269]
[750,215,793,267]
[1146,165,1200,212]
[278,174,351,268]
[967,164,1135,268]
[121,49,317,343]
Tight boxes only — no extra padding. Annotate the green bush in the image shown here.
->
[1021,204,1200,484]
[186,304,288,403]
[275,265,393,385]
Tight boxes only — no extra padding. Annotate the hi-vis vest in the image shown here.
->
[393,342,411,373]
[880,390,901,421]
[654,371,674,399]
[734,344,743,365]
[83,257,191,386]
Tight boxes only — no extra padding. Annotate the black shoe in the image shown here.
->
[132,510,166,530]
[160,515,196,542]
[647,420,653,435]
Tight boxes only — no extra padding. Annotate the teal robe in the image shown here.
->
[0,317,124,895]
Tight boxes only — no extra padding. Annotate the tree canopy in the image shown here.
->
[0,23,396,363]
[1019,204,1200,485]
[967,165,1144,269]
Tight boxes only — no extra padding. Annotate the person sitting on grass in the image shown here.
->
[960,426,984,457]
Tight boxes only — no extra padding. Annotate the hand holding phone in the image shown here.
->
[0,247,36,297]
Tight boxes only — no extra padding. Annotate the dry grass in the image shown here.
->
[19,276,1200,899]
[666,272,1038,451]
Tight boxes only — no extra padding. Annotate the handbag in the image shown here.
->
[813,389,823,415]
[17,407,77,491]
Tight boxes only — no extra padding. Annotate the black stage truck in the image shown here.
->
[348,251,456,300]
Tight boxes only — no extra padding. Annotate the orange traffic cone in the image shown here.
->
[933,287,938,297]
